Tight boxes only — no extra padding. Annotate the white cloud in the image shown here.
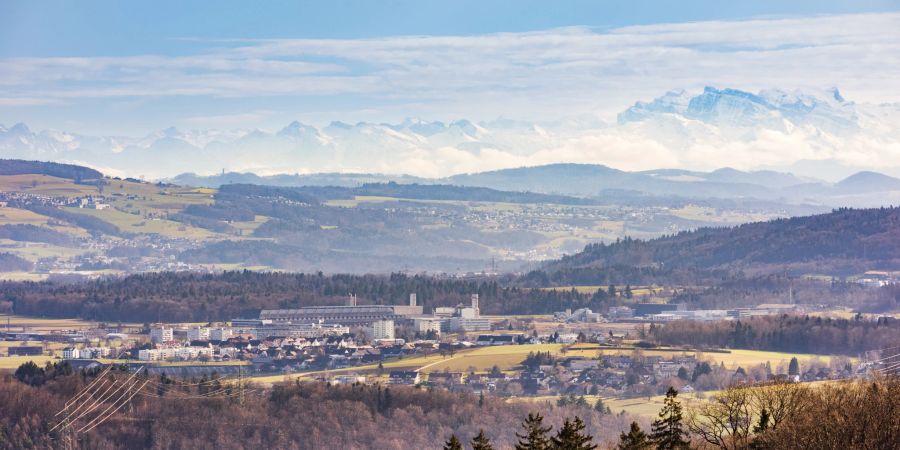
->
[3,12,900,178]
[0,12,898,124]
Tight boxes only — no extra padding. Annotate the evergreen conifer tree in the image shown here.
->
[617,422,653,450]
[650,387,690,449]
[443,435,463,450]
[472,429,495,450]
[551,416,597,450]
[515,413,553,450]
[788,357,800,376]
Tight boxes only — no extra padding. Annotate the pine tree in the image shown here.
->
[515,413,553,450]
[551,416,597,450]
[617,422,653,450]
[594,398,610,415]
[472,429,495,450]
[651,387,690,449]
[788,357,800,376]
[753,407,770,433]
[443,435,463,450]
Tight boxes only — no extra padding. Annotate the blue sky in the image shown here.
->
[1,1,899,135]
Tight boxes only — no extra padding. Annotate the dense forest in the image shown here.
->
[2,364,899,449]
[0,159,103,181]
[0,367,630,450]
[5,270,898,323]
[299,182,597,205]
[0,253,32,272]
[650,314,900,355]
[546,207,900,277]
[0,224,74,246]
[16,204,125,237]
[1,271,598,321]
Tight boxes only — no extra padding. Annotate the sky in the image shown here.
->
[1,1,900,135]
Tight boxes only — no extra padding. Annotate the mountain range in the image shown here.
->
[169,163,900,208]
[2,87,900,181]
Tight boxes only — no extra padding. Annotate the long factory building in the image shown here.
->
[259,305,424,325]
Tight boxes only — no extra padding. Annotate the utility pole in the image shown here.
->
[61,417,75,450]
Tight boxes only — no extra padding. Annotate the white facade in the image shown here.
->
[450,317,491,332]
[372,319,395,340]
[62,347,80,359]
[210,327,233,341]
[138,346,211,361]
[150,327,173,344]
[187,327,210,341]
[413,317,442,335]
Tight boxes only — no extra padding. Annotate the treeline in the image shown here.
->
[546,207,900,276]
[0,159,103,181]
[0,224,74,246]
[340,182,595,205]
[650,314,900,355]
[0,253,32,272]
[18,204,125,237]
[4,364,899,450]
[0,369,630,449]
[2,271,602,322]
[518,264,724,288]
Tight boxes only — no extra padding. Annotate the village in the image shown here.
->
[1,290,864,407]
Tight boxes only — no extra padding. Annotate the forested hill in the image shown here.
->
[1,271,591,322]
[0,159,103,180]
[545,207,900,275]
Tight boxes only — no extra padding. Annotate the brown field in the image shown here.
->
[0,174,98,197]
[0,314,95,331]
[0,355,58,369]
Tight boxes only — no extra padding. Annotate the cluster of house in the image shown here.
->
[71,195,111,210]
[62,346,120,360]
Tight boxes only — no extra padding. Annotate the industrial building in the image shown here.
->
[412,294,491,333]
[259,293,424,325]
[632,303,683,317]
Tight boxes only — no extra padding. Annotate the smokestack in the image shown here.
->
[409,293,417,307]
[471,294,479,315]
[348,294,357,307]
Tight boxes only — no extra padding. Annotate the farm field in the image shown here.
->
[0,271,50,281]
[0,314,96,331]
[0,174,98,197]
[64,207,217,239]
[0,238,91,261]
[564,345,846,369]
[251,344,847,384]
[510,392,710,418]
[0,355,58,369]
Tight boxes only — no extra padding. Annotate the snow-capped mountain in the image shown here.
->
[2,87,899,179]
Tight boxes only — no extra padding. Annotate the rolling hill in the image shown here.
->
[543,207,900,276]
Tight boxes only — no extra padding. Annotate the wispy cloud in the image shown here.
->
[1,12,898,126]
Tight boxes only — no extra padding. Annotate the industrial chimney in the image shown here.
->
[471,294,479,316]
[409,293,417,307]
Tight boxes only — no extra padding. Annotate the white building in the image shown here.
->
[210,327,233,341]
[62,347,81,359]
[413,317,443,335]
[450,317,491,332]
[79,347,111,359]
[371,319,395,340]
[187,327,210,341]
[150,326,173,344]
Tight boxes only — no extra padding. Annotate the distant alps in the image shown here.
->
[2,87,899,180]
